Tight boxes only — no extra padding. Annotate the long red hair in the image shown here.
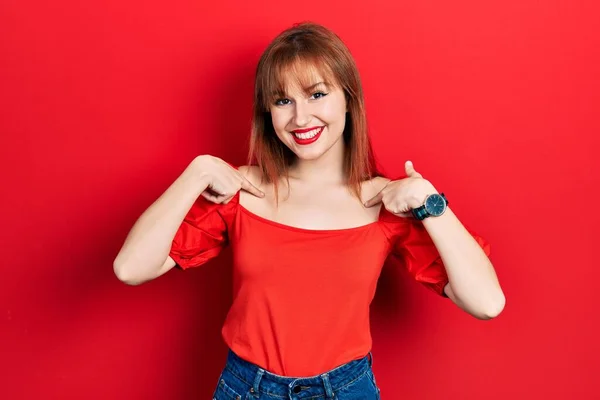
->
[248,22,383,203]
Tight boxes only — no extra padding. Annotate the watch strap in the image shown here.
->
[411,205,429,220]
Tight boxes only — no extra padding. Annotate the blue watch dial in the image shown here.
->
[424,194,447,216]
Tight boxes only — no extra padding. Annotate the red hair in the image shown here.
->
[248,22,383,203]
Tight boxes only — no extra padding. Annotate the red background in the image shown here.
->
[1,1,598,399]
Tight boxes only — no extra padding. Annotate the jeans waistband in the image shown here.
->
[224,349,374,399]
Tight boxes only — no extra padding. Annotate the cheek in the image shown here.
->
[270,110,287,130]
[269,112,291,141]
[321,108,346,131]
[321,98,347,123]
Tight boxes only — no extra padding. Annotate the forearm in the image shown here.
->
[421,206,505,319]
[113,157,210,283]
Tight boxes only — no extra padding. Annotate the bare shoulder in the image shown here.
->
[237,165,271,209]
[238,164,259,177]
[237,165,263,187]
[360,176,391,203]
[362,176,391,193]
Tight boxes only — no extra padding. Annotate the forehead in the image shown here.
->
[274,58,337,94]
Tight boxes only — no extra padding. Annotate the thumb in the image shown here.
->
[405,160,422,178]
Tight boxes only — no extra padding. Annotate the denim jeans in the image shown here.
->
[212,348,381,399]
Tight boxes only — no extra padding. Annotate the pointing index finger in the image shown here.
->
[364,191,383,208]
[240,178,265,198]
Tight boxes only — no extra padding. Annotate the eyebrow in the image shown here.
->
[304,82,328,91]
[271,81,330,101]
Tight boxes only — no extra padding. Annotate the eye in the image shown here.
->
[274,98,291,106]
[311,91,328,100]
[273,91,328,106]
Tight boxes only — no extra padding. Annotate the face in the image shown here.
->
[269,67,347,162]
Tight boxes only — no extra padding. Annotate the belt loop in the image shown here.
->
[321,373,335,399]
[368,351,373,367]
[250,368,264,398]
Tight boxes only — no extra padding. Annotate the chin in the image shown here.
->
[288,140,332,160]
[293,150,326,161]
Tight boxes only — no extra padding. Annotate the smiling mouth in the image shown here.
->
[291,126,324,143]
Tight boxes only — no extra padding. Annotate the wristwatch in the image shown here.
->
[411,193,449,220]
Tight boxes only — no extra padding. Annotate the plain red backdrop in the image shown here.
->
[1,0,598,399]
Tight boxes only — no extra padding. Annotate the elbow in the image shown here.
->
[475,292,506,320]
[113,260,144,286]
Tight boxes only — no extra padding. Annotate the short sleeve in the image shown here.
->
[169,192,239,270]
[381,213,491,297]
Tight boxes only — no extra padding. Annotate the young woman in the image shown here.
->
[114,22,504,400]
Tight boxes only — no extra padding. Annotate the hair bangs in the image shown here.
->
[261,55,337,110]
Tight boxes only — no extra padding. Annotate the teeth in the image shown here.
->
[293,127,322,139]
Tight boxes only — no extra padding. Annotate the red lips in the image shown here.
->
[291,126,324,145]
[291,126,324,133]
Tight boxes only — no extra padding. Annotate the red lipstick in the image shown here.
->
[292,126,323,133]
[290,126,325,145]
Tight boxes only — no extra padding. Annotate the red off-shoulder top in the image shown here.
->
[169,185,490,377]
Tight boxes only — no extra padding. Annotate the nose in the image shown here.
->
[292,102,310,127]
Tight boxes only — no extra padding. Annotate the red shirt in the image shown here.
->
[169,188,490,377]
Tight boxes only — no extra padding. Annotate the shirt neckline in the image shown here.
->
[237,203,386,234]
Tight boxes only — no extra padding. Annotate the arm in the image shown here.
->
[113,156,210,285]
[365,163,504,320]
[423,204,505,320]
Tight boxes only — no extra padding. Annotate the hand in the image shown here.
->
[364,160,438,218]
[193,155,265,204]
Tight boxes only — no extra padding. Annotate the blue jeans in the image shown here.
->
[212,348,381,399]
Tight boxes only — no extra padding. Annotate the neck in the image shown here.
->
[287,141,346,184]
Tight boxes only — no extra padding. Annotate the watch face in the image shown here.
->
[424,194,446,216]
